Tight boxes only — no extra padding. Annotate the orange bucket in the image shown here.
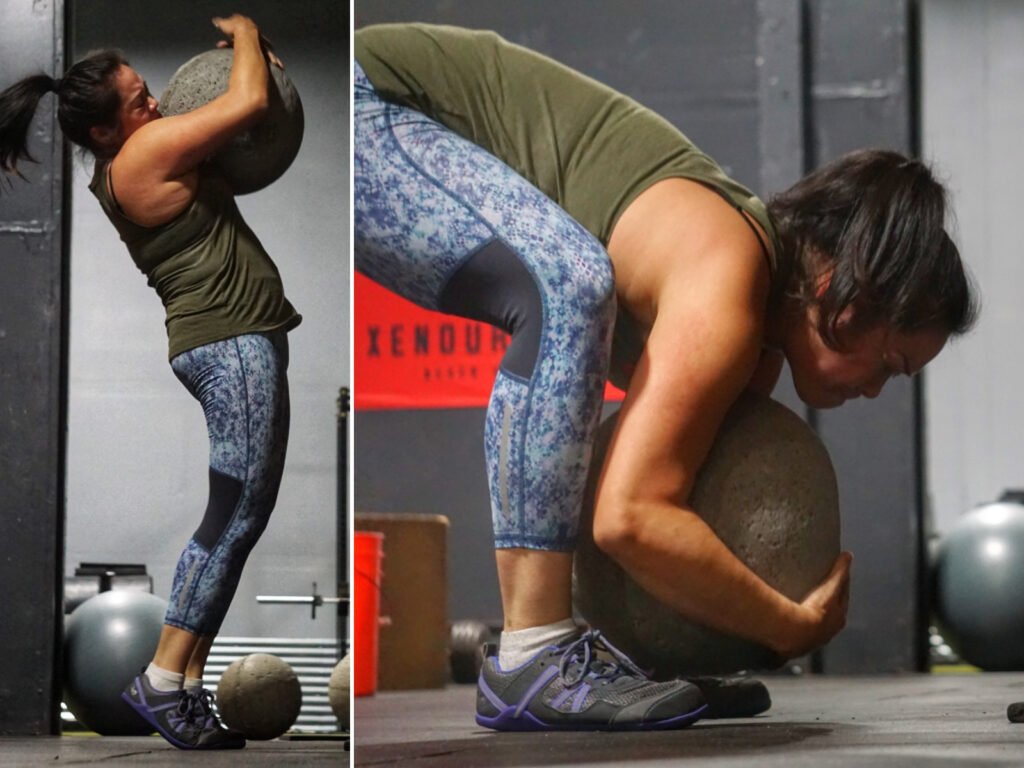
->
[354,531,384,696]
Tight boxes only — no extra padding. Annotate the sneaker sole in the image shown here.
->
[475,702,708,732]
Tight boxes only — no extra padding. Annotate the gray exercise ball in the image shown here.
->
[159,48,304,194]
[574,391,840,677]
[63,590,167,735]
[933,501,1024,670]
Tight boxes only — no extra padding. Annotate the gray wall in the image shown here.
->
[354,0,924,672]
[922,2,1022,536]
[67,1,349,639]
[803,0,923,673]
[0,0,67,735]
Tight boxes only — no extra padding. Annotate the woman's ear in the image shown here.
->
[834,298,881,341]
[833,302,856,333]
[813,267,833,300]
[89,123,118,151]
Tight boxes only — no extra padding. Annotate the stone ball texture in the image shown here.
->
[216,652,302,739]
[574,391,840,676]
[329,655,351,728]
[159,48,304,194]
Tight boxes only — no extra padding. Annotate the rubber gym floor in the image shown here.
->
[353,673,1024,767]
[0,734,348,766]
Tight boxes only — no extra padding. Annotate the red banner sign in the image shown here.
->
[354,272,624,410]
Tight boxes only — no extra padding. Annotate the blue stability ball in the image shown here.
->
[934,502,1024,670]
[63,590,167,735]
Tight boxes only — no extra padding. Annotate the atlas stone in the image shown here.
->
[574,391,840,676]
[328,655,351,728]
[216,653,303,739]
[160,48,304,194]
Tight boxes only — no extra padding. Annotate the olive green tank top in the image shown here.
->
[355,23,783,268]
[90,162,301,360]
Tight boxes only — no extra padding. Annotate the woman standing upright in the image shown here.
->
[1,14,300,749]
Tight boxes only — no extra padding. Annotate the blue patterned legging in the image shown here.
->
[164,331,290,635]
[354,62,615,552]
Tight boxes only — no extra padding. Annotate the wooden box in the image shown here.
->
[355,512,449,690]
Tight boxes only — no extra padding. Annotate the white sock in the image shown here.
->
[145,662,184,693]
[184,677,203,693]
[499,618,578,670]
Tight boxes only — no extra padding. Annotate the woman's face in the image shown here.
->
[784,302,949,409]
[112,64,160,142]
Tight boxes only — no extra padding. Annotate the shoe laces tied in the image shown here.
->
[194,688,217,717]
[177,688,216,724]
[559,629,647,686]
[175,690,196,721]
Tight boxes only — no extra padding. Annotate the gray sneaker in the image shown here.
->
[182,688,246,749]
[475,629,706,731]
[120,671,245,749]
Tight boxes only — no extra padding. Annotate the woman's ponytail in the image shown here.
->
[0,50,126,184]
[0,73,59,176]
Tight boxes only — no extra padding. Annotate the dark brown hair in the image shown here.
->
[0,49,128,180]
[769,149,978,346]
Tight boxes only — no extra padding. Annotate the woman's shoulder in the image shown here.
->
[610,178,775,320]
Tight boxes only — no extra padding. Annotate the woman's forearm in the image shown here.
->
[225,21,269,118]
[596,499,807,656]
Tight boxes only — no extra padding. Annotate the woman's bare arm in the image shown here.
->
[112,15,272,225]
[599,179,851,658]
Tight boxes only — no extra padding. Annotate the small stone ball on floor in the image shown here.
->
[216,653,302,739]
[329,655,351,729]
[159,48,304,194]
[63,590,168,735]
[574,391,840,677]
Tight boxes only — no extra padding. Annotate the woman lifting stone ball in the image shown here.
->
[0,14,300,749]
[354,23,978,731]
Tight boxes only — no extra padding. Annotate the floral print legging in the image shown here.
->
[163,330,289,635]
[354,61,615,552]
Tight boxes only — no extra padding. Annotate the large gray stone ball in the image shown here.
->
[574,391,840,676]
[216,653,302,739]
[159,48,304,194]
[328,655,351,729]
